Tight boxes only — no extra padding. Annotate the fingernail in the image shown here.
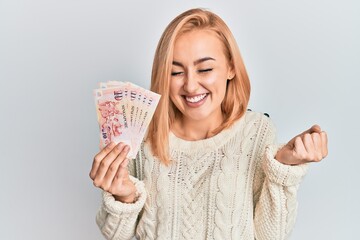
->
[117,142,124,149]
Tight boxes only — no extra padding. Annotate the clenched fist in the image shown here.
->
[275,125,328,165]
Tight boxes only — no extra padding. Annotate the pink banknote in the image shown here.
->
[94,81,161,159]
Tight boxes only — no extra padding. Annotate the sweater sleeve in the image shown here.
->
[95,153,147,240]
[253,116,308,240]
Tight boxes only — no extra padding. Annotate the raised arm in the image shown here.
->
[253,117,328,239]
[90,142,146,240]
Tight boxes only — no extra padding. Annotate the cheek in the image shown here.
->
[169,83,183,107]
[169,84,177,100]
[169,78,183,95]
[204,73,228,92]
[169,95,183,114]
[169,80,188,112]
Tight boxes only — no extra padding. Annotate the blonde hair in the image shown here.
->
[147,8,251,165]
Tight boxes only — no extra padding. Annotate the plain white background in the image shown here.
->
[1,0,359,239]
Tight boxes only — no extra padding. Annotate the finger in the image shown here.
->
[101,145,130,191]
[302,133,315,159]
[288,124,322,145]
[311,133,323,161]
[120,158,130,168]
[321,131,328,157]
[93,143,126,187]
[311,124,322,133]
[301,124,322,135]
[293,136,307,163]
[90,142,116,180]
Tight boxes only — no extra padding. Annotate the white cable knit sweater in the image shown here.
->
[96,111,308,240]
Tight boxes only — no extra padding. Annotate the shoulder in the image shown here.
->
[242,109,275,129]
[224,109,276,144]
[237,110,277,143]
[244,109,270,120]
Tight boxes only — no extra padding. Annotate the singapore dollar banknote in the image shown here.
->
[94,81,161,159]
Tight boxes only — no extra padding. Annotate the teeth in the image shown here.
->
[185,93,207,103]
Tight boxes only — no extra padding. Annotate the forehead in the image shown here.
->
[173,29,226,62]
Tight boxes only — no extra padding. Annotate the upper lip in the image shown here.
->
[182,93,208,98]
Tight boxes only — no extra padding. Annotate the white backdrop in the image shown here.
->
[1,0,359,239]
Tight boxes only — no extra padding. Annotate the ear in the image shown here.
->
[227,65,235,80]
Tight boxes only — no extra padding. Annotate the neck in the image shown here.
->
[171,114,224,141]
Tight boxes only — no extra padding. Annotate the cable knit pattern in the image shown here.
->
[96,111,309,240]
[96,176,146,240]
[136,144,156,240]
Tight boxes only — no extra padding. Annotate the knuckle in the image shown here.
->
[113,173,119,182]
[109,164,118,173]
[115,172,123,182]
[93,180,101,188]
[108,185,116,194]
[299,152,307,160]
[102,185,109,192]
[308,153,315,160]
[100,161,110,169]
[94,156,102,164]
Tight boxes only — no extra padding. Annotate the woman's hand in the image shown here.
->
[89,142,137,203]
[275,125,328,165]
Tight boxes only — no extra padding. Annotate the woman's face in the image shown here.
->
[170,29,234,124]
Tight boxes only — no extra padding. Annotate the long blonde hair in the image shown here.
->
[147,8,251,165]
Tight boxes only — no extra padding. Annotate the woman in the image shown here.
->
[90,8,328,240]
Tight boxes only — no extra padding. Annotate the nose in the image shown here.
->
[183,72,200,93]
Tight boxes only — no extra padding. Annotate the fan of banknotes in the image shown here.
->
[94,81,161,159]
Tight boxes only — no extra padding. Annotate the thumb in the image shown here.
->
[303,124,322,134]
[297,124,322,138]
[287,124,322,145]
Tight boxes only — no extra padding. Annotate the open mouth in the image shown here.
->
[184,93,208,103]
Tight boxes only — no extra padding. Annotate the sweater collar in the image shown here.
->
[169,112,247,153]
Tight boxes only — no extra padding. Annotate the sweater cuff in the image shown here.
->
[263,144,309,186]
[102,176,146,215]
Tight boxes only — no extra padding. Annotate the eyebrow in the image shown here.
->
[172,57,215,67]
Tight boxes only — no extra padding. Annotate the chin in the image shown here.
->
[185,112,216,122]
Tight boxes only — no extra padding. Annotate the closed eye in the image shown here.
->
[198,68,213,73]
[171,71,183,76]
